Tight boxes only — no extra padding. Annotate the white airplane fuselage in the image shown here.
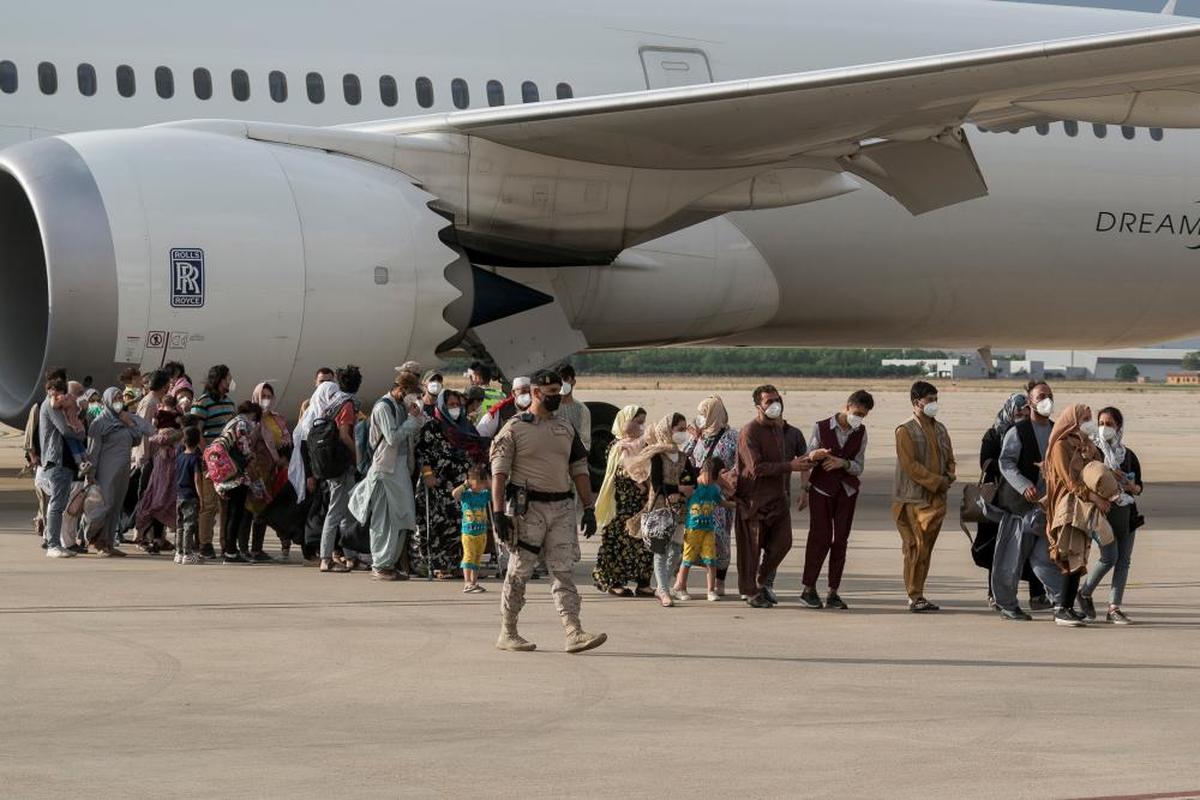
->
[1,0,1198,411]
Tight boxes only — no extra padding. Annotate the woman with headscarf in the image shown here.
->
[626,413,692,606]
[1043,403,1109,627]
[683,395,739,596]
[592,405,654,596]
[1077,406,1144,624]
[412,389,485,578]
[976,392,1047,608]
[83,388,154,556]
[132,409,183,553]
[288,380,353,567]
[242,382,293,562]
[215,401,264,564]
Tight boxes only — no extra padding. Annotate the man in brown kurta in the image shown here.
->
[734,385,809,607]
[892,381,956,612]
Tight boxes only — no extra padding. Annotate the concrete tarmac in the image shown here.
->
[2,385,1198,799]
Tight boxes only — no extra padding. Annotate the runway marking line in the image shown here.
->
[1067,792,1200,800]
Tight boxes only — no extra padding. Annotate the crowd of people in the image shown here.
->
[24,358,1145,644]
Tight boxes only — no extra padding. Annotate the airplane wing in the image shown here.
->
[173,22,1200,261]
[352,23,1200,172]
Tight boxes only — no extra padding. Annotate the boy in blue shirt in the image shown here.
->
[676,457,732,602]
[452,465,491,593]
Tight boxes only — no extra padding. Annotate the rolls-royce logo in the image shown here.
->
[1096,210,1200,250]
[170,248,205,307]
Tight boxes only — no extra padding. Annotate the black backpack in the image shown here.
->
[309,400,353,480]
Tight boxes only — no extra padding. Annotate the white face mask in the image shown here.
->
[515,392,532,409]
[228,380,237,395]
[694,415,706,429]
[447,407,462,421]
[560,382,573,396]
[112,402,125,414]
[846,413,864,430]
[260,398,272,411]
[921,401,939,418]
[764,401,783,420]
[1079,420,1099,437]
[672,431,690,448]
[178,398,192,413]
[426,381,442,396]
[1099,424,1119,442]
[1035,397,1054,417]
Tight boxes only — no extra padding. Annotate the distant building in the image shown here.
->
[1027,349,1196,382]
[881,356,1043,380]
[1166,371,1200,385]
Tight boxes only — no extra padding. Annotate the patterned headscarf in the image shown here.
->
[993,392,1028,435]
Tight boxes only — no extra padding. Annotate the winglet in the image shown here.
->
[1163,0,1178,15]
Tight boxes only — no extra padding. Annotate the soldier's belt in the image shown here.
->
[527,490,573,502]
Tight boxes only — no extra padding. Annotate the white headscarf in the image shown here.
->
[288,381,354,501]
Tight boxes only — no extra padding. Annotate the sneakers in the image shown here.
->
[1029,595,1053,612]
[798,587,823,609]
[249,551,274,564]
[1000,607,1033,621]
[564,629,608,654]
[46,546,75,558]
[199,544,217,559]
[657,591,673,608]
[909,598,939,613]
[1077,593,1097,621]
[706,591,720,602]
[1054,608,1085,627]
[463,583,486,593]
[496,629,537,652]
[671,589,691,602]
[173,552,184,565]
[1107,608,1132,625]
[223,552,247,564]
[763,585,778,605]
[180,553,201,565]
[372,568,400,582]
[747,592,773,609]
[825,592,848,610]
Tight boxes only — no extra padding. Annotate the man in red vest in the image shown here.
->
[800,390,874,610]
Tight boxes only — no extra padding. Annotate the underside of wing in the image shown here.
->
[169,23,1200,266]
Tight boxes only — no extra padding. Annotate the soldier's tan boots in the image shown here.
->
[496,625,537,652]
[564,629,607,654]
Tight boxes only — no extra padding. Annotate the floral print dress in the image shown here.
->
[411,420,473,575]
[592,448,652,591]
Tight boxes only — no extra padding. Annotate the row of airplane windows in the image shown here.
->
[979,121,1165,141]
[0,60,574,109]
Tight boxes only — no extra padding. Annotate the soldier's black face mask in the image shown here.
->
[540,393,562,412]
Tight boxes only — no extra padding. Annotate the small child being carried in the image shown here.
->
[452,465,491,593]
[675,457,734,602]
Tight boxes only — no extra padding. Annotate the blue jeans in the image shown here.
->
[43,466,74,549]
[653,542,682,595]
[1082,505,1136,607]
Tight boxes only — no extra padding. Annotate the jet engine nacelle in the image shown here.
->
[0,129,464,420]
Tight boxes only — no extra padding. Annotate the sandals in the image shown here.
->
[909,598,940,613]
[634,586,657,598]
[607,587,634,598]
[320,559,350,573]
[463,583,487,593]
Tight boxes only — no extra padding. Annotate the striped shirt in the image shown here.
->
[193,392,236,443]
